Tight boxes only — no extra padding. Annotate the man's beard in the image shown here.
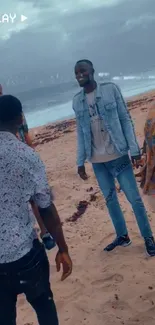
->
[80,77,92,87]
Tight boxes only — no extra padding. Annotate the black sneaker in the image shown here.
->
[145,237,155,256]
[104,235,131,252]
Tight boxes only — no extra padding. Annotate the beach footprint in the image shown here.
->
[57,277,85,304]
[92,273,124,285]
[91,273,124,293]
[130,290,155,313]
[103,273,124,283]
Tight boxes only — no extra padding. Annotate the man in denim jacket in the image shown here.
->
[73,59,155,256]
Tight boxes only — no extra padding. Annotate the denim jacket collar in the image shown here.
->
[79,83,102,102]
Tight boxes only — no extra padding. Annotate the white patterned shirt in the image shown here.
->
[0,131,52,263]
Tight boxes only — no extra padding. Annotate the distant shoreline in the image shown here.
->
[30,88,155,131]
[125,87,155,100]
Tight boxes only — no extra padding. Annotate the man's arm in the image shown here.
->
[73,102,86,167]
[113,84,141,157]
[38,204,68,253]
[32,155,68,253]
[76,118,86,167]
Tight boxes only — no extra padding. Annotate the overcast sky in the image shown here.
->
[0,0,155,91]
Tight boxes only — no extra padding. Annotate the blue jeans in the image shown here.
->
[92,155,152,238]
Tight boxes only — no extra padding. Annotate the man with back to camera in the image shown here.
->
[0,94,72,325]
[17,109,56,250]
[0,83,56,251]
[72,59,155,256]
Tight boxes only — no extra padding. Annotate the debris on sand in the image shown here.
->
[66,200,90,222]
[33,120,75,146]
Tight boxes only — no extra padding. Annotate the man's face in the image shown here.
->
[75,62,93,87]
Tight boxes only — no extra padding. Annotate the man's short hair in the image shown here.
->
[0,95,22,123]
[76,59,94,68]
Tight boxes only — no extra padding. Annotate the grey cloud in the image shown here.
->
[0,0,155,92]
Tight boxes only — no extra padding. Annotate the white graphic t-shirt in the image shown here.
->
[86,91,121,163]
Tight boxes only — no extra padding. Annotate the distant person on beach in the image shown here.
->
[136,103,155,209]
[73,59,155,256]
[0,85,55,250]
[0,95,72,325]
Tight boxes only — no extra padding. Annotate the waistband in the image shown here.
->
[0,239,44,271]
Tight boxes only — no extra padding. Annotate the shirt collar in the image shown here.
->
[80,83,102,102]
[0,131,17,141]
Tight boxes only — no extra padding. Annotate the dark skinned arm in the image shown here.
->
[30,151,72,280]
[38,203,68,253]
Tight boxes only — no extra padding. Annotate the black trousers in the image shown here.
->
[0,239,59,325]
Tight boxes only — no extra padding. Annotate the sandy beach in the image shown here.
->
[17,90,155,325]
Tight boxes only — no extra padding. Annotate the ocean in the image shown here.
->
[23,71,155,129]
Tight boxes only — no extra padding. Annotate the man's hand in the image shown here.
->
[78,165,88,180]
[131,154,143,168]
[55,251,72,281]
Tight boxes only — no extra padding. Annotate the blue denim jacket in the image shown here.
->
[72,82,140,167]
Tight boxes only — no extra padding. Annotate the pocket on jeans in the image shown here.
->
[111,155,131,177]
[17,247,50,300]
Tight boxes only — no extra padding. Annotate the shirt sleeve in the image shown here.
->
[72,100,86,166]
[113,83,140,156]
[31,153,53,208]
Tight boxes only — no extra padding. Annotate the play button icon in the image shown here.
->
[21,15,27,22]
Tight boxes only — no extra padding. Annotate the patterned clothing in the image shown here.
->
[17,112,28,143]
[0,132,52,263]
[140,109,155,194]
